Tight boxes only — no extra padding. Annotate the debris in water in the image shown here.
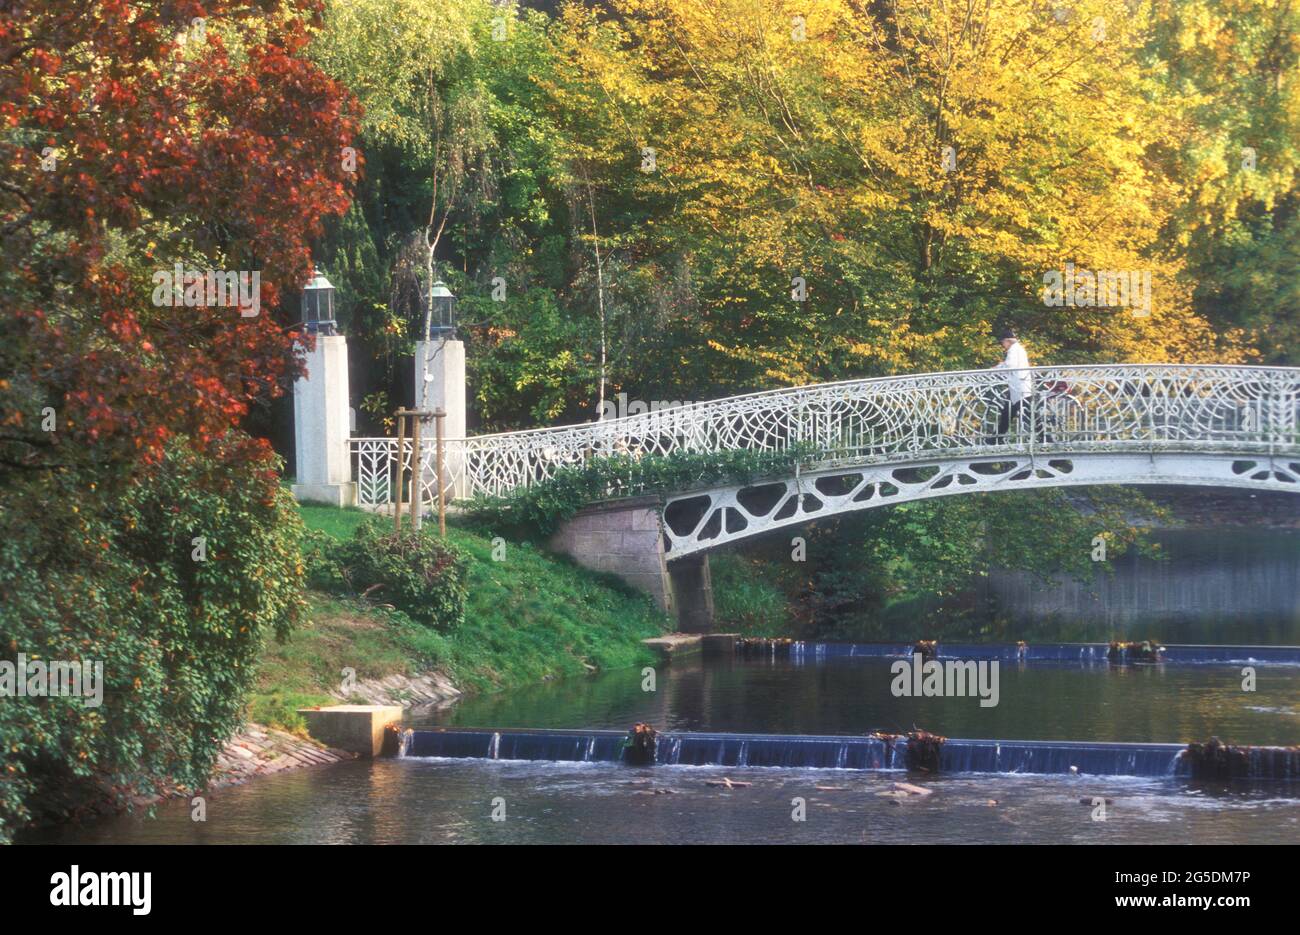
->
[1181,736,1300,780]
[1079,797,1114,805]
[1069,766,1078,774]
[1108,639,1164,664]
[878,785,930,801]
[705,777,752,789]
[624,722,658,766]
[814,785,850,792]
[381,724,406,757]
[877,781,932,799]
[905,729,946,773]
[891,781,933,797]
[1183,736,1248,779]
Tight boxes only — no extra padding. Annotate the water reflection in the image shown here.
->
[424,656,1300,746]
[986,528,1300,643]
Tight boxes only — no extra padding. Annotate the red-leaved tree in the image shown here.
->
[1,0,359,478]
[0,1,361,838]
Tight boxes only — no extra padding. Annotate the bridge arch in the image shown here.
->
[660,452,1300,559]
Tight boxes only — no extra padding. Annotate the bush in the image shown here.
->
[0,434,305,841]
[322,517,468,630]
[302,527,348,592]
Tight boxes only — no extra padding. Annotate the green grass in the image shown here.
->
[252,505,670,731]
[419,526,668,691]
[297,502,370,539]
[249,593,419,731]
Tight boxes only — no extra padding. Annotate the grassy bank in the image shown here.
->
[250,505,669,732]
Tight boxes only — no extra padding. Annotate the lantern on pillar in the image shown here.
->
[302,269,337,336]
[427,280,457,339]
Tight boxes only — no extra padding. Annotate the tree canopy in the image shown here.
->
[313,0,1295,433]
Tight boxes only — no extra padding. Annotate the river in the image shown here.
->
[35,653,1300,844]
[34,526,1300,845]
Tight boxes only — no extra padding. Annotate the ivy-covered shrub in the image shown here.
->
[462,445,818,539]
[0,434,305,842]
[323,516,468,630]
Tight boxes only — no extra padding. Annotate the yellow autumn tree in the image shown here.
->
[568,0,1248,390]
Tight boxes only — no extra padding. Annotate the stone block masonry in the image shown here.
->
[549,495,715,632]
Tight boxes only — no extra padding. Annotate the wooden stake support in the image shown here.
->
[393,410,406,532]
[393,408,433,533]
[434,408,446,537]
[410,409,422,531]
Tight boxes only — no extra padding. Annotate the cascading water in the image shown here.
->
[648,732,898,770]
[398,728,1295,780]
[402,728,629,763]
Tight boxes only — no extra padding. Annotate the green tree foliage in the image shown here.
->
[314,0,1296,421]
[1191,193,1300,363]
[1145,0,1300,363]
[313,0,582,428]
[788,487,1162,640]
[1,1,354,838]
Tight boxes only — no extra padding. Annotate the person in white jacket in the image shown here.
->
[992,327,1032,442]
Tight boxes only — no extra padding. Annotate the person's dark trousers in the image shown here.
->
[996,399,1022,444]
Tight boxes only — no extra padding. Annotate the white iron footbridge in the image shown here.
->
[350,364,1300,558]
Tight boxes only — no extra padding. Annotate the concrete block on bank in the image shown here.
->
[630,509,663,532]
[621,530,656,551]
[642,633,703,662]
[550,497,676,614]
[587,530,626,554]
[581,512,616,532]
[298,704,403,758]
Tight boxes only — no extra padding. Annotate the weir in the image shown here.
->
[399,728,1300,780]
[734,640,1300,665]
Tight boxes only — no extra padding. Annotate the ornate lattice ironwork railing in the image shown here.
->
[348,364,1300,507]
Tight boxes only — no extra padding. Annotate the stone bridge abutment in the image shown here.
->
[548,495,715,632]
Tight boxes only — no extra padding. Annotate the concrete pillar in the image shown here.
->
[414,338,466,498]
[549,495,715,632]
[292,334,356,507]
